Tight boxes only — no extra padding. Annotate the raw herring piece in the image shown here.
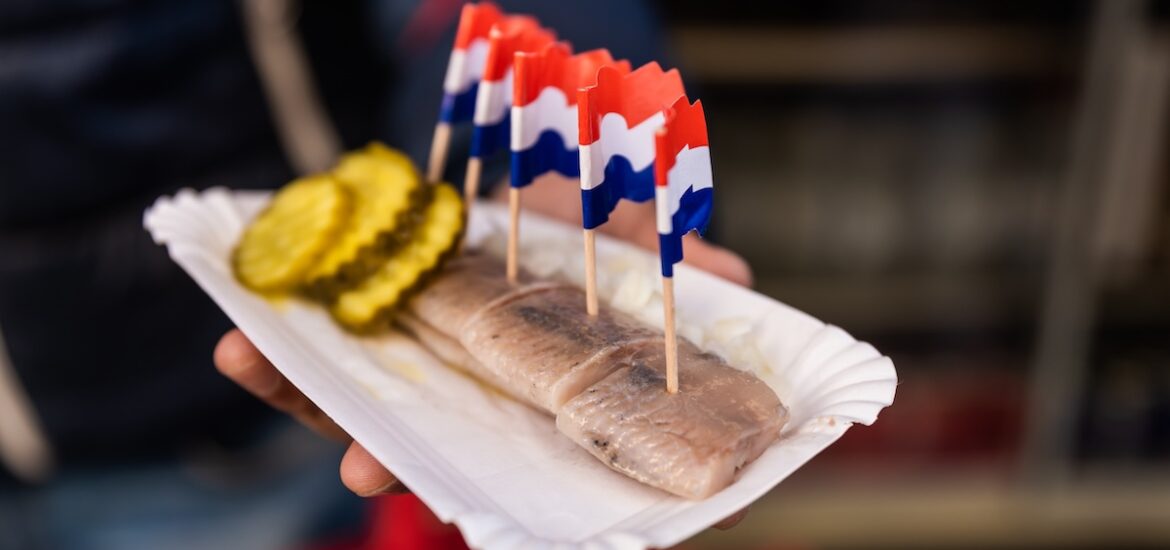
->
[557,340,786,499]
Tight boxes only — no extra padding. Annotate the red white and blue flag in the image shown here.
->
[655,96,714,277]
[578,62,686,229]
[438,3,503,125]
[470,18,556,159]
[510,43,629,189]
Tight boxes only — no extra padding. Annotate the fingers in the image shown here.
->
[214,329,282,395]
[215,331,407,499]
[496,172,584,225]
[681,234,754,287]
[340,442,409,497]
[214,329,350,442]
[602,201,754,287]
[712,505,751,530]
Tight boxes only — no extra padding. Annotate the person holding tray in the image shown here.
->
[0,0,749,547]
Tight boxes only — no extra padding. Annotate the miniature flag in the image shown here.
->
[578,62,686,229]
[655,97,714,277]
[510,43,630,189]
[438,3,504,125]
[470,19,556,159]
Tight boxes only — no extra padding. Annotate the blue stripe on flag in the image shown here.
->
[470,114,510,158]
[658,186,714,277]
[580,155,655,230]
[510,130,580,188]
[439,83,479,124]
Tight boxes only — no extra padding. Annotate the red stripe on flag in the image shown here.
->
[577,62,685,146]
[452,2,505,50]
[513,43,631,107]
[480,18,556,82]
[655,97,708,185]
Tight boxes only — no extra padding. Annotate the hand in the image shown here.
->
[491,174,753,287]
[214,329,407,496]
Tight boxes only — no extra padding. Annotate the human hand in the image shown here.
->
[214,329,408,496]
[491,173,753,287]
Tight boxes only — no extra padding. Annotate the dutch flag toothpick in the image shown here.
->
[655,97,714,278]
[428,2,504,182]
[654,96,715,394]
[576,62,686,315]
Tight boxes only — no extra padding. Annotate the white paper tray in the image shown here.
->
[144,188,896,550]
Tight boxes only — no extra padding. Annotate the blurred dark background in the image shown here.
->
[663,1,1170,548]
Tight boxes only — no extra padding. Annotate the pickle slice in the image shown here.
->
[331,183,464,330]
[233,175,350,293]
[302,142,422,293]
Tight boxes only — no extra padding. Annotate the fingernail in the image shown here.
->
[360,479,405,497]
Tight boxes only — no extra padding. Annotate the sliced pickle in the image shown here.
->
[233,175,350,293]
[331,183,464,331]
[302,142,422,293]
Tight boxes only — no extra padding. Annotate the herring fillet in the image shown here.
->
[401,252,787,499]
[557,341,788,499]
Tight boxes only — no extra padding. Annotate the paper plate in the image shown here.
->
[144,188,897,550]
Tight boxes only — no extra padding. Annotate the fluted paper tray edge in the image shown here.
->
[144,187,897,550]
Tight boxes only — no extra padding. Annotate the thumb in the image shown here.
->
[340,442,409,497]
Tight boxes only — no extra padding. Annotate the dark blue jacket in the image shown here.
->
[0,0,667,478]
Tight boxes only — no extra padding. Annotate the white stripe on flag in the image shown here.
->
[664,145,713,216]
[655,185,671,234]
[578,111,665,190]
[472,70,513,126]
[442,38,490,95]
[511,86,577,151]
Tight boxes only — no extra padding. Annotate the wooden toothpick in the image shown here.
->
[583,229,599,316]
[463,157,483,210]
[426,122,452,184]
[662,275,679,393]
[454,157,483,255]
[506,187,521,283]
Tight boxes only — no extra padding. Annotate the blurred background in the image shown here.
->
[1,0,1168,549]
[672,1,1170,548]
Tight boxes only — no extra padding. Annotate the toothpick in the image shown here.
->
[583,229,599,316]
[426,122,452,183]
[506,187,521,283]
[463,157,483,209]
[662,275,679,393]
